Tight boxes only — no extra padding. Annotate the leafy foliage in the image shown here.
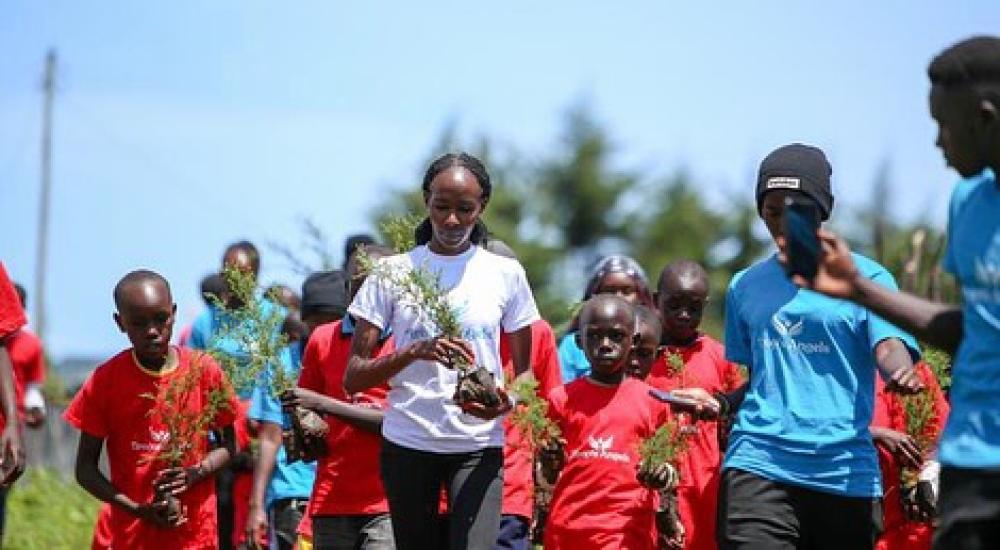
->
[638,418,688,469]
[508,377,561,450]
[140,353,234,467]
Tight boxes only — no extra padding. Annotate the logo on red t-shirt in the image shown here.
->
[571,435,630,464]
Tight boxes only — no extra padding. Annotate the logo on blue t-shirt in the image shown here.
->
[760,312,831,355]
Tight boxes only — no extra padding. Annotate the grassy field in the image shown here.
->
[5,468,100,549]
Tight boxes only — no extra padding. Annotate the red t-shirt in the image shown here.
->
[6,329,45,416]
[499,319,562,519]
[544,376,671,550]
[0,263,25,341]
[872,362,948,550]
[64,347,238,550]
[298,320,395,516]
[646,334,744,550]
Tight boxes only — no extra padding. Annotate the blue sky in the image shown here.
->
[2,1,998,360]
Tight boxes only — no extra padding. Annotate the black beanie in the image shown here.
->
[301,270,348,317]
[756,143,835,221]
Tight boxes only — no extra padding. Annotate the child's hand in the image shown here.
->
[459,387,513,420]
[870,427,921,469]
[539,438,565,484]
[245,502,269,547]
[154,465,203,497]
[135,499,186,528]
[659,521,685,550]
[0,425,25,487]
[637,461,679,491]
[667,388,721,420]
[280,387,329,413]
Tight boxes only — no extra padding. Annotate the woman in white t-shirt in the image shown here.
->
[345,152,539,550]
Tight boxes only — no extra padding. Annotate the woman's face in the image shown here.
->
[425,167,485,255]
[594,271,642,305]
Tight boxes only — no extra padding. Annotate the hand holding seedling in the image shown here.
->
[636,461,679,491]
[871,427,921,469]
[154,465,203,497]
[539,438,565,485]
[884,366,924,395]
[458,387,512,420]
[406,336,476,369]
[134,498,186,529]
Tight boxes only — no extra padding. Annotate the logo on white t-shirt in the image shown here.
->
[569,435,631,464]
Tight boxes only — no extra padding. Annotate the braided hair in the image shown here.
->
[414,152,492,247]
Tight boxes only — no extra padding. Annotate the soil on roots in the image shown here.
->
[453,365,502,408]
[283,406,329,463]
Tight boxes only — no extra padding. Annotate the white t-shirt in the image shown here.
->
[348,244,540,453]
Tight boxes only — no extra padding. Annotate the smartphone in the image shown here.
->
[648,389,701,411]
[782,196,821,282]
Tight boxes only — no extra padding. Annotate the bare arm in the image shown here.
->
[0,345,23,485]
[802,231,963,354]
[344,318,474,395]
[154,425,235,497]
[283,388,384,435]
[874,338,923,394]
[75,432,163,523]
[506,325,534,378]
[852,277,962,354]
[246,422,280,542]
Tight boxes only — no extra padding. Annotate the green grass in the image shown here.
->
[5,468,100,549]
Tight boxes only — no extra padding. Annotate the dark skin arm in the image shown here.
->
[75,432,179,527]
[343,318,475,395]
[874,338,923,394]
[800,230,963,354]
[246,422,280,545]
[153,425,236,497]
[0,345,24,486]
[282,388,383,434]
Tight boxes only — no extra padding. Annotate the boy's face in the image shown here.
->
[930,85,995,178]
[626,320,661,381]
[594,271,641,305]
[578,300,635,377]
[658,273,708,344]
[114,280,176,366]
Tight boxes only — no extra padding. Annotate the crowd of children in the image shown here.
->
[0,34,996,550]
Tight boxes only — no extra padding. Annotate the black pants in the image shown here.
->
[270,498,308,550]
[717,468,882,550]
[380,439,503,550]
[934,466,1000,550]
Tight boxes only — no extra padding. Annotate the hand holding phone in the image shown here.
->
[782,196,821,282]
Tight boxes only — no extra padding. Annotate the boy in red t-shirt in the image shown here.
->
[541,295,676,549]
[871,361,949,550]
[65,270,239,550]
[281,246,399,548]
[646,260,743,550]
[0,262,27,539]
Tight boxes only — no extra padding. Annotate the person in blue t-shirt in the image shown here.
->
[802,37,1000,549]
[246,271,348,550]
[556,255,655,382]
[189,240,288,549]
[675,144,923,550]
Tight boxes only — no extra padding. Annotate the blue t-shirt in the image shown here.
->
[248,342,317,508]
[557,332,590,383]
[190,298,285,399]
[723,254,918,497]
[940,169,1000,468]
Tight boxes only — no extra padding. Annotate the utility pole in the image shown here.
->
[34,49,56,340]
